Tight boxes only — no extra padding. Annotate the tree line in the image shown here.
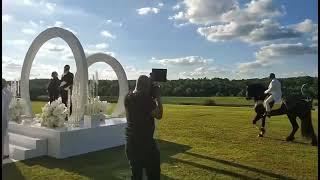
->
[28,76,318,101]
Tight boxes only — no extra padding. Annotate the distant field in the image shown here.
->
[162,96,254,106]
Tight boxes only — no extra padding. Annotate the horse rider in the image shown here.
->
[264,73,282,117]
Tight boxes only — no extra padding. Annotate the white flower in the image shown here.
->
[39,99,67,128]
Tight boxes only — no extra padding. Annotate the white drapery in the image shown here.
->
[2,87,12,160]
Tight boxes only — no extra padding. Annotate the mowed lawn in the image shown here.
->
[3,103,318,179]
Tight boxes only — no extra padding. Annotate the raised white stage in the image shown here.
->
[8,118,127,160]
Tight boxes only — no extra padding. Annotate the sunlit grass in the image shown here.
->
[4,102,318,179]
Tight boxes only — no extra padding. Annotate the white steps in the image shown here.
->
[8,132,47,160]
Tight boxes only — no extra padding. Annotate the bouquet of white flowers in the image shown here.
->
[84,97,108,115]
[39,98,68,128]
[9,98,27,123]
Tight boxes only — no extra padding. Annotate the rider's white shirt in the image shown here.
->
[264,78,282,103]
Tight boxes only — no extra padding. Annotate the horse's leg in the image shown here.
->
[286,113,299,141]
[298,111,318,146]
[252,113,262,124]
[258,116,266,137]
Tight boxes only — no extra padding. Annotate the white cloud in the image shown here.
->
[137,7,160,15]
[222,0,283,22]
[197,21,257,42]
[172,4,181,10]
[84,49,116,58]
[29,20,43,28]
[101,30,116,39]
[151,56,212,66]
[23,0,35,6]
[95,43,109,49]
[237,43,317,73]
[255,43,317,58]
[197,19,301,43]
[179,66,228,78]
[244,19,301,43]
[2,55,60,80]
[22,28,37,35]
[105,19,123,27]
[18,0,57,14]
[54,21,64,27]
[171,0,302,44]
[169,11,185,20]
[124,66,150,80]
[293,19,315,33]
[43,43,68,52]
[5,40,28,46]
[158,3,164,7]
[170,0,237,25]
[46,21,78,34]
[2,14,13,23]
[45,2,56,12]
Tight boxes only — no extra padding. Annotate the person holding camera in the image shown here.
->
[124,75,163,180]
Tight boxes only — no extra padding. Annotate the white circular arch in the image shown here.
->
[20,27,88,116]
[87,53,129,117]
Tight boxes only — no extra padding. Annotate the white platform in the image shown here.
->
[8,132,47,160]
[8,118,127,159]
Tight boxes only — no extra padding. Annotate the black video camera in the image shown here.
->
[150,68,167,98]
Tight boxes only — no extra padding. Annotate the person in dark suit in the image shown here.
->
[124,75,163,180]
[47,71,61,103]
[60,65,74,114]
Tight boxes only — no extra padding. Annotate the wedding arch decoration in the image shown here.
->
[86,53,129,117]
[20,27,88,118]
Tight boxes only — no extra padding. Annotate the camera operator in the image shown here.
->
[124,75,163,180]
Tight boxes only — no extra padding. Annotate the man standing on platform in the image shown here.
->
[47,71,61,103]
[60,65,74,115]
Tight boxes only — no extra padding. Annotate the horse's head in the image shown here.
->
[245,83,266,101]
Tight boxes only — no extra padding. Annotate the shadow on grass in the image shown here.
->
[4,139,188,180]
[2,139,295,180]
[263,136,312,146]
[2,162,25,180]
[184,152,295,180]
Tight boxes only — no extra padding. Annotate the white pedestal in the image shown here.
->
[8,118,127,159]
[84,114,105,128]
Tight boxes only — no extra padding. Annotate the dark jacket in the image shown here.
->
[124,91,158,160]
[47,77,61,100]
[60,72,74,92]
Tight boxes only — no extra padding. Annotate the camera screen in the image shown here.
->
[151,68,167,82]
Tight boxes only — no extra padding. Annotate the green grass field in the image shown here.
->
[3,101,318,179]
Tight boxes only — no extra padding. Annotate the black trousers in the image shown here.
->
[126,140,160,180]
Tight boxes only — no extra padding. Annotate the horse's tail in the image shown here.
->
[300,109,315,139]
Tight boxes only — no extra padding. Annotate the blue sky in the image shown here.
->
[2,0,318,80]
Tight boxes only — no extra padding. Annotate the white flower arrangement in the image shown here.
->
[39,98,68,128]
[9,98,27,123]
[84,97,108,116]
